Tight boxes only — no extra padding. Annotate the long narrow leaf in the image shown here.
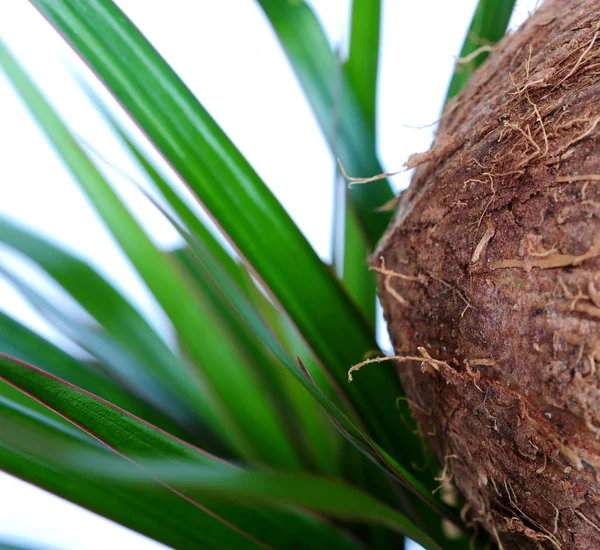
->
[0,311,189,438]
[339,203,376,323]
[88,462,442,550]
[0,396,270,550]
[80,105,338,471]
[120,168,469,544]
[0,42,303,468]
[77,82,248,294]
[445,0,516,101]
[0,220,206,427]
[257,0,393,247]
[347,0,381,136]
[0,544,43,550]
[340,0,382,323]
[106,173,459,530]
[25,0,419,468]
[0,354,441,550]
[175,247,339,475]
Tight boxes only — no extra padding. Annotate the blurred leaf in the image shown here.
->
[0,219,205,427]
[337,0,382,323]
[76,83,248,294]
[256,0,393,247]
[339,203,376,322]
[0,354,441,550]
[347,0,381,136]
[26,0,423,469]
[91,462,442,550]
[1,364,358,550]
[0,311,190,438]
[0,395,285,550]
[0,545,44,550]
[126,200,461,532]
[445,0,516,101]
[78,143,456,528]
[0,43,301,468]
[175,247,339,475]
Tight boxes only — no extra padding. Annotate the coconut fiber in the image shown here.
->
[375,0,600,547]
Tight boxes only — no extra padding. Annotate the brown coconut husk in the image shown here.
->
[375,0,600,548]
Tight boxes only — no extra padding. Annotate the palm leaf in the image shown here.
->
[25,0,423,468]
[0,354,442,550]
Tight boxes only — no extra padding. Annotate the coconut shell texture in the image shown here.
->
[375,1,600,548]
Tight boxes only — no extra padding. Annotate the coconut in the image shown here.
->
[375,1,600,548]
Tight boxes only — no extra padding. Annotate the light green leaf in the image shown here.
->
[78,106,342,473]
[0,222,204,428]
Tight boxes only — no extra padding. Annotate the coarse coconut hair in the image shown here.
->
[375,0,600,547]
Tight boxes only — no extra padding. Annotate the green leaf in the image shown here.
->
[73,94,336,468]
[256,0,393,247]
[339,202,376,323]
[121,191,461,534]
[347,0,381,136]
[25,0,419,467]
[100,146,341,476]
[83,107,340,473]
[0,311,189,438]
[0,40,306,468]
[76,82,248,294]
[0,218,215,429]
[92,463,442,550]
[174,246,339,475]
[74,137,454,528]
[445,0,516,101]
[0,396,271,550]
[0,354,441,550]
[337,0,382,323]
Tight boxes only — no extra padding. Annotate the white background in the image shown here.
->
[0,1,537,548]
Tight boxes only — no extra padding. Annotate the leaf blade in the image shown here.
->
[0,397,265,550]
[25,0,416,464]
[0,40,302,468]
[347,0,381,136]
[0,311,190,438]
[445,0,516,101]
[0,354,440,550]
[257,0,393,246]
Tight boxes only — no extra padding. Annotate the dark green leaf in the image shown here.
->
[0,311,189,438]
[0,395,269,550]
[0,354,440,550]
